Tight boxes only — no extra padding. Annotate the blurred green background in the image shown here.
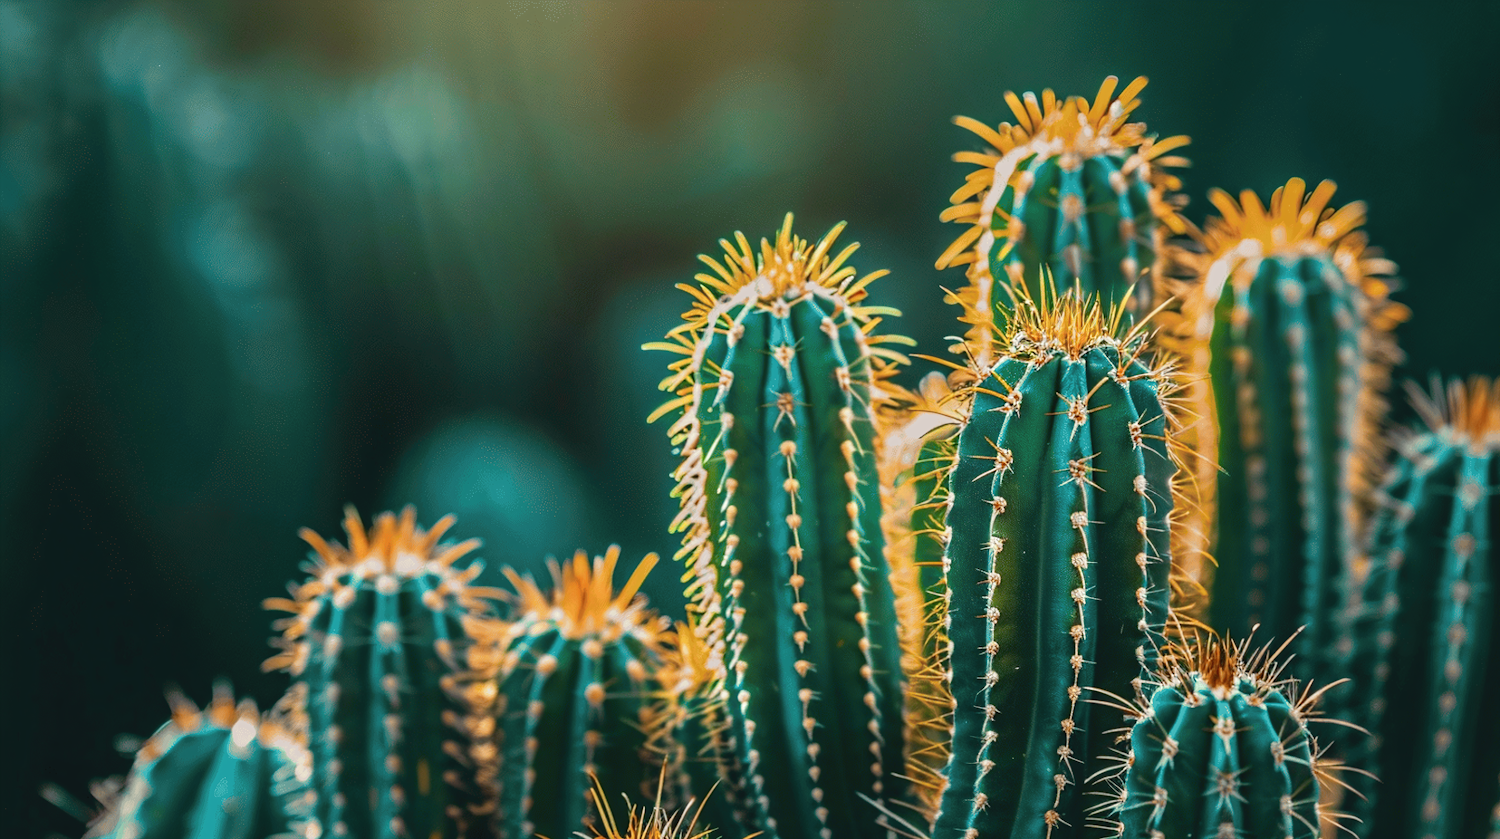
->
[3,1,1496,834]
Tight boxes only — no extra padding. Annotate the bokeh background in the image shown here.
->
[3,1,1497,834]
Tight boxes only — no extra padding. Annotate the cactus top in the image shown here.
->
[1408,375,1500,454]
[262,506,502,677]
[936,76,1189,358]
[496,547,670,659]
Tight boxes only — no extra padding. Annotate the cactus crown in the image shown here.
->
[500,547,664,644]
[1407,375,1500,449]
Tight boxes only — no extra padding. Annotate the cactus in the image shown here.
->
[1175,177,1408,668]
[648,214,912,839]
[1103,634,1336,839]
[1343,377,1500,839]
[262,507,502,839]
[491,547,674,839]
[87,683,314,839]
[930,285,1182,839]
[936,75,1189,364]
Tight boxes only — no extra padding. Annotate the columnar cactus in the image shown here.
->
[655,614,747,836]
[1105,635,1332,839]
[649,214,912,838]
[1178,178,1408,666]
[87,683,314,839]
[1343,377,1500,839]
[263,507,501,839]
[936,75,1189,363]
[931,287,1181,839]
[490,547,673,839]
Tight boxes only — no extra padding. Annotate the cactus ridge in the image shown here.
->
[649,214,912,838]
[1343,377,1500,839]
[1100,633,1341,839]
[263,506,502,839]
[87,683,315,839]
[937,75,1189,362]
[491,547,673,839]
[930,285,1188,839]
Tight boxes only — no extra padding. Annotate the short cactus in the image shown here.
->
[263,507,501,839]
[931,286,1182,839]
[649,214,912,838]
[1176,177,1408,667]
[1104,634,1335,839]
[87,683,314,839]
[488,547,673,839]
[936,75,1189,362]
[1343,377,1500,839]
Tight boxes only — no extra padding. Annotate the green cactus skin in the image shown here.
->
[1184,178,1406,673]
[650,215,912,839]
[263,507,501,839]
[1109,637,1325,839]
[88,684,314,839]
[490,548,672,839]
[936,76,1188,364]
[930,289,1177,839]
[1343,377,1500,839]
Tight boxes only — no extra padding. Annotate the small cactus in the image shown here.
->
[1174,177,1408,670]
[936,75,1189,363]
[87,683,314,839]
[648,214,912,838]
[1103,634,1338,839]
[263,507,502,839]
[490,547,673,839]
[1343,377,1500,839]
[930,285,1184,839]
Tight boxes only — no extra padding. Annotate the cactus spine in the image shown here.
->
[490,547,673,839]
[936,75,1189,364]
[930,287,1180,839]
[1179,178,1407,667]
[88,684,314,839]
[263,507,501,839]
[1106,635,1332,839]
[649,214,912,838]
[1344,377,1500,839]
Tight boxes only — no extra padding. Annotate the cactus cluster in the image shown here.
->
[81,71,1500,839]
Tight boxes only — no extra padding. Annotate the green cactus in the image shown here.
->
[263,507,502,839]
[936,75,1189,366]
[1343,377,1500,839]
[87,684,314,839]
[930,286,1181,839]
[1176,177,1407,670]
[489,547,673,839]
[648,214,912,839]
[1104,634,1332,839]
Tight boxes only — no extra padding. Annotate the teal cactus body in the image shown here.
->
[89,684,313,839]
[931,289,1178,839]
[650,215,912,839]
[936,76,1188,365]
[1109,637,1326,839]
[1343,377,1500,839]
[1181,178,1406,670]
[263,508,500,839]
[490,548,672,839]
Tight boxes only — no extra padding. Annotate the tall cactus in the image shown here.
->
[87,683,314,839]
[648,214,912,839]
[936,75,1189,364]
[930,286,1182,839]
[1176,178,1408,667]
[263,507,502,839]
[1104,634,1334,839]
[489,547,673,839]
[1343,377,1500,839]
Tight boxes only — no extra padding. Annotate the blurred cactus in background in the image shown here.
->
[1342,377,1500,839]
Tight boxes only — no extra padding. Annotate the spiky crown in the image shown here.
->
[1408,375,1500,452]
[499,547,669,653]
[645,213,912,425]
[936,75,1190,272]
[262,507,500,675]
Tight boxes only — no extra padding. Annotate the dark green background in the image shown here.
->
[4,1,1496,835]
